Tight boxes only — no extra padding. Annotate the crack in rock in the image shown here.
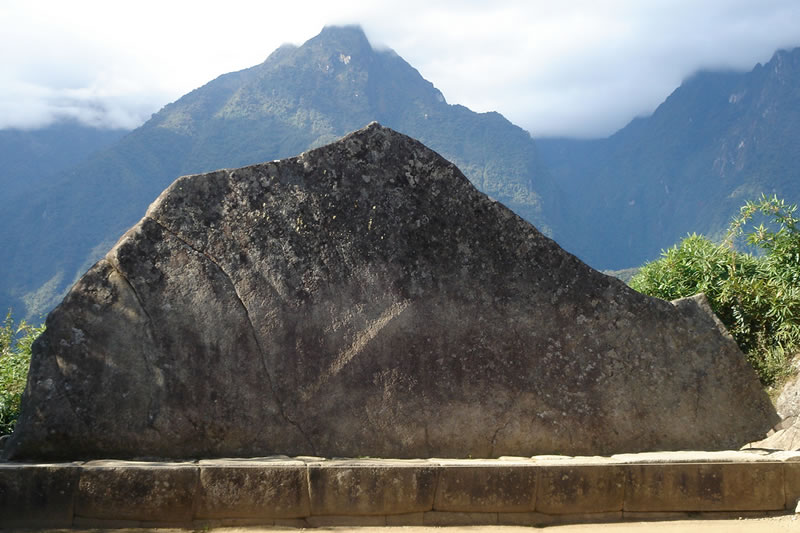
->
[148,215,316,453]
[102,258,163,435]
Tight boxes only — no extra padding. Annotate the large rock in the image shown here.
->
[746,367,800,450]
[776,368,800,424]
[3,123,777,460]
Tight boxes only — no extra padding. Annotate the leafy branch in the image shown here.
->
[630,195,800,387]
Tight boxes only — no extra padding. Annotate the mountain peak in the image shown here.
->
[0,24,556,320]
[318,24,368,39]
[314,24,373,51]
[260,25,373,70]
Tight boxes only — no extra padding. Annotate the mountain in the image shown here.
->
[0,121,128,200]
[0,25,557,319]
[538,47,800,270]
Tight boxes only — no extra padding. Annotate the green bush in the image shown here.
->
[630,195,800,387]
[0,310,44,435]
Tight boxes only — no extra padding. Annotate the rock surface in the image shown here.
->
[746,369,800,450]
[776,370,800,423]
[3,123,777,460]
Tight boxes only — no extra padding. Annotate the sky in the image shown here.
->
[1,0,799,138]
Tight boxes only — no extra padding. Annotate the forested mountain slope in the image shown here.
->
[0,122,128,200]
[539,48,800,269]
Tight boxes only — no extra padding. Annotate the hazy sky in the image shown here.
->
[2,0,799,137]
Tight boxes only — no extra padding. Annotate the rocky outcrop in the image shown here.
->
[748,424,800,451]
[746,368,800,450]
[777,367,800,424]
[3,123,778,460]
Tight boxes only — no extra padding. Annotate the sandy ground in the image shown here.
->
[7,516,800,532]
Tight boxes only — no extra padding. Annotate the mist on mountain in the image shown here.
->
[538,47,800,270]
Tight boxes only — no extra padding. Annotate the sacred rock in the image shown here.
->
[3,123,778,460]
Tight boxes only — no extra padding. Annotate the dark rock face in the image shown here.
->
[4,123,777,460]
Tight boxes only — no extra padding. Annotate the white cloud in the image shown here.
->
[1,0,799,136]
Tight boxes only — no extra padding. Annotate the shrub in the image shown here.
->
[0,310,44,435]
[630,195,800,387]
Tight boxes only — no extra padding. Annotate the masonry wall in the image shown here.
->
[1,453,799,528]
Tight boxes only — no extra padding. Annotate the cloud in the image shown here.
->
[1,0,799,136]
[0,2,172,130]
[0,77,169,130]
[366,0,800,137]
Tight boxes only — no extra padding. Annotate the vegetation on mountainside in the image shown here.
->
[538,47,800,271]
[630,195,800,387]
[0,121,129,201]
[0,311,44,435]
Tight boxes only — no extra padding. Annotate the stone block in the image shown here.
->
[386,512,425,525]
[198,517,309,528]
[623,511,693,520]
[197,461,310,518]
[75,517,205,528]
[691,510,789,519]
[624,462,784,512]
[497,511,556,526]
[272,517,311,527]
[500,511,623,526]
[4,124,778,462]
[72,517,142,528]
[784,462,800,510]
[0,462,79,527]
[536,465,624,514]
[75,460,197,523]
[434,465,537,512]
[305,514,387,527]
[192,518,281,528]
[423,511,498,525]
[552,511,623,524]
[308,464,436,515]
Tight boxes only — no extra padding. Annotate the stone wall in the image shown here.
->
[2,452,799,528]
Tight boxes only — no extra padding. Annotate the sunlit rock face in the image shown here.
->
[3,123,777,460]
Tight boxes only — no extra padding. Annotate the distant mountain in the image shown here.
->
[0,121,128,200]
[539,47,800,270]
[0,25,557,318]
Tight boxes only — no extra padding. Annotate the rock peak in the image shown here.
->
[319,24,368,38]
[314,24,373,51]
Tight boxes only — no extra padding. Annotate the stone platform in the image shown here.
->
[2,450,799,528]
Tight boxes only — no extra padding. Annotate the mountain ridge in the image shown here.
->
[0,25,556,318]
[5,28,798,317]
[0,121,128,201]
[538,46,800,269]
